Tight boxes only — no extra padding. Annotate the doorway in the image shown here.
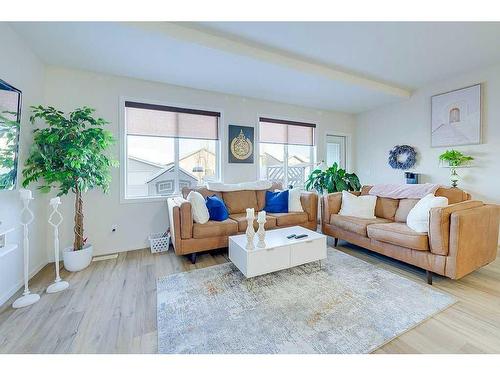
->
[325,135,346,169]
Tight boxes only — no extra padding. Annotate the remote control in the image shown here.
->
[286,234,296,239]
[295,234,308,239]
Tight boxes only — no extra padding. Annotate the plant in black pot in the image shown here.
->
[23,105,117,272]
[305,162,361,194]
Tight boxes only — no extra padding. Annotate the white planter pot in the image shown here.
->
[63,244,93,272]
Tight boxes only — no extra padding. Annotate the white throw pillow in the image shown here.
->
[187,191,210,224]
[406,194,448,233]
[339,191,377,219]
[288,188,304,212]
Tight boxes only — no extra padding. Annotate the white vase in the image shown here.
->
[63,244,93,272]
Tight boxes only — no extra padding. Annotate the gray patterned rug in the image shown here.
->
[157,248,455,353]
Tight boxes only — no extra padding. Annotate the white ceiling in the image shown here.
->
[9,22,500,113]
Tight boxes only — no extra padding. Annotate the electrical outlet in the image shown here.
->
[111,224,118,233]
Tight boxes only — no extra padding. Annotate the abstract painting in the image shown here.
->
[431,84,481,147]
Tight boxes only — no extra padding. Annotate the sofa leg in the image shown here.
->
[426,270,433,285]
[188,253,197,264]
[333,238,339,247]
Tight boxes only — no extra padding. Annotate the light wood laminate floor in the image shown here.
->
[1,241,499,354]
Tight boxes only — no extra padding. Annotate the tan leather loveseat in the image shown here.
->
[167,183,318,263]
[322,186,499,284]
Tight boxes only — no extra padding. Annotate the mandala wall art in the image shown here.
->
[228,125,254,164]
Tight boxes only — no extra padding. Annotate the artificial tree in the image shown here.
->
[305,162,361,194]
[22,105,117,251]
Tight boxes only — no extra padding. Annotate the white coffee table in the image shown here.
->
[229,226,327,278]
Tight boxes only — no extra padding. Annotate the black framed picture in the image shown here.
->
[0,79,22,190]
[228,125,254,164]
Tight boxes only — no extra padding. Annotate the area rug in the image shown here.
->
[157,248,455,353]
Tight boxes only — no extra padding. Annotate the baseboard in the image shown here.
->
[0,260,48,307]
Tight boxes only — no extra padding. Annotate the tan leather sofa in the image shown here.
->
[167,183,318,263]
[322,186,499,284]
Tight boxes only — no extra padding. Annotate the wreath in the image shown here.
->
[388,145,417,170]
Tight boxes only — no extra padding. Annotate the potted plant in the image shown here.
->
[305,162,361,194]
[23,105,117,272]
[438,149,473,187]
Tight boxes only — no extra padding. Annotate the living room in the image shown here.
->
[1,0,500,370]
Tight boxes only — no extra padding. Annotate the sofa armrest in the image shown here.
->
[321,192,342,224]
[167,197,193,241]
[429,200,483,255]
[445,204,499,279]
[300,191,318,222]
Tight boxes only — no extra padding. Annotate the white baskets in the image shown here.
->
[148,231,171,253]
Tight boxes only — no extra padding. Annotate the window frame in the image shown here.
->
[120,96,223,203]
[257,114,316,188]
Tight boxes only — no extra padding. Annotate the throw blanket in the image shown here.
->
[368,183,441,199]
[206,180,272,192]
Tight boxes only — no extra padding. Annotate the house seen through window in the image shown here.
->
[258,117,315,188]
[124,101,220,198]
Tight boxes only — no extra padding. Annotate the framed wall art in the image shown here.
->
[431,84,481,147]
[228,125,254,164]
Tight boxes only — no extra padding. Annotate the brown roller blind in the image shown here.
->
[125,101,219,140]
[259,117,315,146]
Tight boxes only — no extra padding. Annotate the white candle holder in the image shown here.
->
[245,208,255,250]
[13,189,40,309]
[46,197,69,294]
[257,211,267,248]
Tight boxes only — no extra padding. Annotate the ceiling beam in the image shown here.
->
[126,22,412,99]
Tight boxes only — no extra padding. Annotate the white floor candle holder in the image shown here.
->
[257,211,267,248]
[245,208,255,250]
[12,189,40,309]
[46,197,69,294]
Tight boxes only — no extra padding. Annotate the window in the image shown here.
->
[258,117,315,188]
[124,101,220,199]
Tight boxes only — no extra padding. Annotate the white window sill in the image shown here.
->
[120,194,182,204]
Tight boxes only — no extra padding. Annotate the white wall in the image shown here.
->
[0,24,47,305]
[355,63,500,205]
[44,66,356,256]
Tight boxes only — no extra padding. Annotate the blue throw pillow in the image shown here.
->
[264,190,289,213]
[205,195,229,221]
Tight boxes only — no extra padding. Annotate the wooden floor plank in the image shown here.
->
[1,243,499,354]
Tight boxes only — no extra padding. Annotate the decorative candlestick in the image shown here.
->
[13,189,40,309]
[257,211,267,248]
[46,197,69,294]
[245,208,255,250]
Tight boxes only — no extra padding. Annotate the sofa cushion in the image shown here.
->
[367,222,429,251]
[374,197,400,220]
[361,187,399,220]
[206,195,229,221]
[407,194,448,233]
[192,219,238,239]
[435,187,470,204]
[394,198,419,222]
[269,212,309,226]
[330,214,391,236]
[229,213,277,232]
[187,191,210,224]
[222,190,258,214]
[339,190,377,219]
[264,190,289,213]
